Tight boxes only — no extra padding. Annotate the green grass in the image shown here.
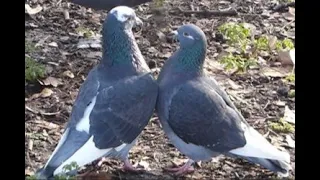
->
[285,73,295,83]
[25,41,38,53]
[25,56,46,82]
[269,118,294,133]
[220,53,257,72]
[217,22,295,73]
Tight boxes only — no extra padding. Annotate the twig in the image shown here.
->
[169,7,238,17]
[272,2,295,12]
[26,106,60,116]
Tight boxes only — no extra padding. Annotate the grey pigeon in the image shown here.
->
[156,24,292,177]
[35,6,158,179]
[70,0,152,10]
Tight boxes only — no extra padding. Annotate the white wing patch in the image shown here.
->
[76,96,97,134]
[53,136,127,175]
[44,128,70,168]
[229,122,290,162]
[109,6,135,22]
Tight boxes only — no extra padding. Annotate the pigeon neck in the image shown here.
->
[101,29,142,67]
[174,45,206,73]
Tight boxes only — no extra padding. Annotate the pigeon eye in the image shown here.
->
[183,32,190,37]
[126,16,133,21]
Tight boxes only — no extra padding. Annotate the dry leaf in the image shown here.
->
[25,4,43,15]
[138,160,150,170]
[171,158,186,167]
[278,50,294,66]
[275,101,286,107]
[261,67,286,78]
[283,106,295,124]
[63,70,75,78]
[48,42,58,47]
[25,168,34,176]
[268,36,278,50]
[28,139,34,151]
[285,135,295,148]
[40,88,53,97]
[289,49,295,65]
[41,77,61,87]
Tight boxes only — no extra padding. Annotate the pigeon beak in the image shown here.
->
[168,30,178,41]
[133,17,143,28]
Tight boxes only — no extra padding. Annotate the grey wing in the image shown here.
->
[41,68,100,175]
[167,81,246,152]
[89,73,158,149]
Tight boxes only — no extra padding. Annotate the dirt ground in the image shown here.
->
[25,0,295,179]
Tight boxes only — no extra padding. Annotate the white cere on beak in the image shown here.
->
[109,6,136,22]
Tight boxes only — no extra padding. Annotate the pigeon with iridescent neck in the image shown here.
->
[35,6,158,179]
[156,24,292,177]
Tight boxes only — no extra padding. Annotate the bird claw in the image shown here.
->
[164,163,195,176]
[122,159,144,172]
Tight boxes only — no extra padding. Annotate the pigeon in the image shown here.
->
[35,6,158,179]
[70,0,152,10]
[156,24,292,177]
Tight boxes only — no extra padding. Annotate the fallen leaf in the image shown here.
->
[278,50,294,66]
[41,77,61,87]
[62,70,75,78]
[138,160,150,170]
[48,42,58,47]
[28,139,34,151]
[171,158,186,167]
[275,101,286,107]
[25,4,43,15]
[285,135,295,148]
[283,106,295,124]
[261,67,286,78]
[25,168,34,176]
[268,36,278,50]
[40,88,53,97]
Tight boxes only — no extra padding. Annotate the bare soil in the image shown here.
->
[25,0,295,179]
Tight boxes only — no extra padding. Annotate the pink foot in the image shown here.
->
[122,159,144,172]
[164,160,195,176]
[97,157,108,167]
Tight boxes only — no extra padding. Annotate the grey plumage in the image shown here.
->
[70,0,152,10]
[36,6,158,179]
[156,24,291,176]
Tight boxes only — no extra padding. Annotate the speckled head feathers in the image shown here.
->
[105,6,143,30]
[171,24,207,48]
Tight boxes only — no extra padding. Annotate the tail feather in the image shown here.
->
[233,155,292,177]
[228,123,292,176]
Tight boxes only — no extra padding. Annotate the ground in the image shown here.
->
[25,0,295,179]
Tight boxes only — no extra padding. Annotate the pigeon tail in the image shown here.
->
[35,167,54,180]
[240,156,291,177]
[228,122,292,177]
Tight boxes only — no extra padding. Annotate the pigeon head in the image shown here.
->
[167,24,207,72]
[105,6,143,30]
[170,24,207,49]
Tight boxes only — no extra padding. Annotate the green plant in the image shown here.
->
[285,73,295,83]
[218,22,251,52]
[25,56,46,82]
[269,118,294,133]
[254,36,269,51]
[25,41,38,53]
[276,38,294,51]
[154,0,165,7]
[220,53,257,72]
[75,27,94,38]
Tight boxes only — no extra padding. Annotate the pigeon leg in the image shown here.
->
[122,158,144,172]
[93,157,108,167]
[164,159,195,176]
